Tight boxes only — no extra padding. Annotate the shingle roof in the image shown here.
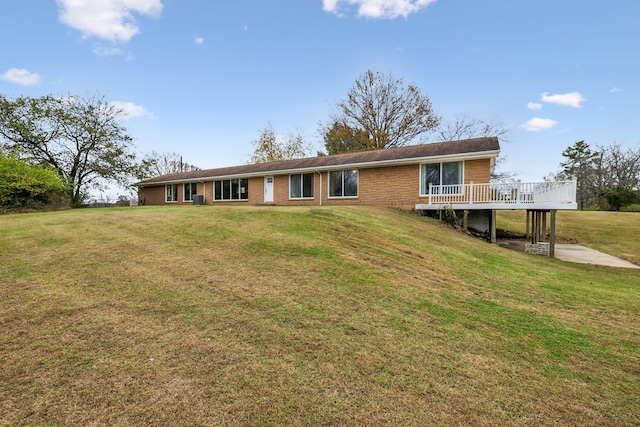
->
[138,137,500,186]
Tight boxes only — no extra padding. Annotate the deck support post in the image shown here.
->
[462,210,468,231]
[531,211,538,243]
[550,209,556,257]
[525,209,531,240]
[542,211,548,241]
[536,211,543,243]
[490,209,497,243]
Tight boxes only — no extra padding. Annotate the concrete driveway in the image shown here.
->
[498,240,640,269]
[554,244,640,269]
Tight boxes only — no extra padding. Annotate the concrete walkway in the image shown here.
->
[554,244,640,269]
[498,240,640,269]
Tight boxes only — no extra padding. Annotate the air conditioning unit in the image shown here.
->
[192,195,205,205]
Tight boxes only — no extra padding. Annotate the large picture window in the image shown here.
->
[214,178,248,201]
[420,161,463,195]
[166,184,178,202]
[290,173,314,199]
[183,183,197,201]
[329,170,358,198]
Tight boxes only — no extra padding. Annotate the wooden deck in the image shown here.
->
[415,180,577,211]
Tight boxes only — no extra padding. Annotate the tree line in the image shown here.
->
[0,70,507,211]
[548,140,640,211]
[3,69,636,212]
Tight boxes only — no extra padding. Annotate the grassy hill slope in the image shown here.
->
[1,206,639,426]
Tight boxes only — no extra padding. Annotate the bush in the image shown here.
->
[601,187,639,211]
[0,152,70,212]
[621,204,640,212]
[582,205,601,211]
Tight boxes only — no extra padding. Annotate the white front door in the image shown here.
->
[264,176,274,203]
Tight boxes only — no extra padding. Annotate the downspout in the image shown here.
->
[199,180,206,204]
[316,169,322,206]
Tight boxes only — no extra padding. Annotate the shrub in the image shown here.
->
[621,203,640,212]
[601,187,639,211]
[0,152,70,212]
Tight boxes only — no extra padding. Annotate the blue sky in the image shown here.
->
[2,0,638,188]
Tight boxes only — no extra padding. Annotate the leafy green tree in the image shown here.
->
[322,121,371,155]
[559,141,600,209]
[0,151,70,211]
[0,94,138,206]
[249,122,310,164]
[322,70,439,153]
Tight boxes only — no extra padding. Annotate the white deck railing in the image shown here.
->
[422,180,577,208]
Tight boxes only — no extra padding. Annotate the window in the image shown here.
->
[183,183,197,201]
[166,184,178,202]
[290,173,314,199]
[329,170,358,198]
[214,178,248,201]
[420,161,463,195]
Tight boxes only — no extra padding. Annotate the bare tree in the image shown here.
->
[324,70,440,153]
[601,143,640,190]
[433,114,510,143]
[433,114,515,181]
[249,122,310,164]
[139,151,201,178]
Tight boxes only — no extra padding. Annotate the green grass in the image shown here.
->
[1,206,639,426]
[497,210,640,264]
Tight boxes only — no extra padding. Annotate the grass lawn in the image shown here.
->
[1,206,639,426]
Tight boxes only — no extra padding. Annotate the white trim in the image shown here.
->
[182,182,197,202]
[165,184,178,203]
[416,202,578,211]
[419,161,465,196]
[327,169,359,199]
[213,178,249,201]
[288,172,315,200]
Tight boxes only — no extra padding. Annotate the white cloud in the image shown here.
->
[110,101,156,120]
[609,86,621,93]
[527,102,543,110]
[520,117,558,132]
[194,36,204,45]
[0,68,41,86]
[92,45,126,57]
[323,0,436,18]
[541,91,586,108]
[56,0,163,43]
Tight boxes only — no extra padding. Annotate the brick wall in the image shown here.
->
[464,158,491,184]
[138,159,493,210]
[139,185,166,205]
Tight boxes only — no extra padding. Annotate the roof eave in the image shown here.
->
[137,149,501,187]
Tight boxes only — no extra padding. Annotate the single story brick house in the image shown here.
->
[137,137,502,211]
[137,136,577,253]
